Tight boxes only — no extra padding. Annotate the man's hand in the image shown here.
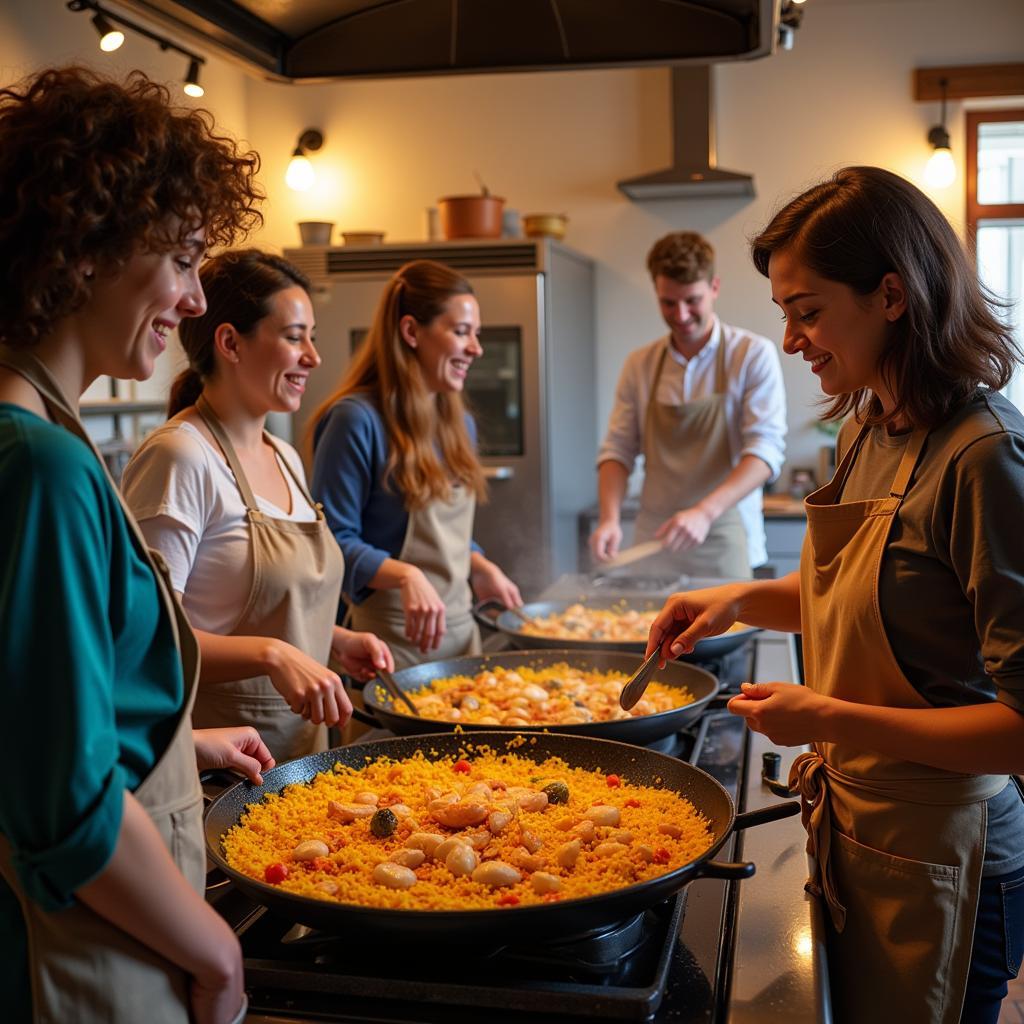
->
[654,506,713,552]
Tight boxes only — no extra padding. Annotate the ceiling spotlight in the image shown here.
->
[286,129,324,192]
[183,58,204,98]
[92,11,124,51]
[924,77,955,189]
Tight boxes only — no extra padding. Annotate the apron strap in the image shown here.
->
[889,428,928,499]
[643,344,670,439]
[712,325,728,395]
[263,432,322,517]
[195,395,262,510]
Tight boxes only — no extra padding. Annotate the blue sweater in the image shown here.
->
[311,393,480,615]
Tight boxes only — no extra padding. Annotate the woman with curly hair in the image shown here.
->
[122,249,393,762]
[309,259,522,669]
[0,67,265,1023]
[647,166,1024,1023]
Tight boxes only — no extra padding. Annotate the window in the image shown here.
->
[967,110,1024,409]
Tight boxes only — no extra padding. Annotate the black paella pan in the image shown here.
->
[474,597,760,659]
[204,731,798,944]
[350,648,719,746]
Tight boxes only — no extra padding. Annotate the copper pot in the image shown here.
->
[438,194,505,239]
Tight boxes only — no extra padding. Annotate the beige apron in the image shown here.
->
[789,423,1008,1024]
[350,482,481,670]
[190,396,344,763]
[0,350,204,1024]
[634,338,751,579]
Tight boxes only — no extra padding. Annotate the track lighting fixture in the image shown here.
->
[67,0,208,99]
[286,130,324,192]
[925,77,956,189]
[91,12,123,52]
[183,59,204,98]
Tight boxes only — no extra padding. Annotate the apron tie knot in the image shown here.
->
[789,750,847,932]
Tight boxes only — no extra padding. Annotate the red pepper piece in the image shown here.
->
[264,862,289,884]
[497,893,521,906]
[606,774,621,787]
[624,797,641,808]
[652,848,670,865]
[453,759,471,774]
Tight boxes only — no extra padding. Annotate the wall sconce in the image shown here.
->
[286,129,324,192]
[67,0,208,99]
[925,77,955,189]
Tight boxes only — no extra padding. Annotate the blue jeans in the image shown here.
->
[961,862,1024,1023]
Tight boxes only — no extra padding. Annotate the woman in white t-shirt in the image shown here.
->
[123,249,393,761]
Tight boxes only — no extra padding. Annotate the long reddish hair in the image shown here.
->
[308,260,486,508]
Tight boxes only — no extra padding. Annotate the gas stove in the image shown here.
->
[205,618,828,1023]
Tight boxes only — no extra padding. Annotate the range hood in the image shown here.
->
[111,0,778,80]
[617,65,755,201]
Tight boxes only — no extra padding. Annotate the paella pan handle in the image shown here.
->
[732,800,801,831]
[698,859,757,881]
[340,678,385,729]
[472,597,505,627]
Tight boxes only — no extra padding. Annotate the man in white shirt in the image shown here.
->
[590,231,786,578]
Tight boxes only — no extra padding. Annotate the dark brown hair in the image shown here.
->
[751,166,1018,429]
[0,66,263,348]
[169,250,311,416]
[647,231,716,284]
[308,259,486,507]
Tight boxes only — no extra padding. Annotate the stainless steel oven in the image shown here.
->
[283,239,597,595]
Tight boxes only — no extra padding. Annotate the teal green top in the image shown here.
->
[0,404,184,1020]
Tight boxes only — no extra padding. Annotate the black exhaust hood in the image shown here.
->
[110,0,778,80]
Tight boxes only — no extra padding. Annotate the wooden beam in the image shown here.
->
[914,64,1024,101]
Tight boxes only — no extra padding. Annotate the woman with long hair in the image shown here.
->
[122,249,393,763]
[647,166,1024,1024]
[0,66,269,1023]
[310,259,521,668]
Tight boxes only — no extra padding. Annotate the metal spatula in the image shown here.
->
[377,668,420,717]
[618,648,662,711]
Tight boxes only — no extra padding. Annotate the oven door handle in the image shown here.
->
[483,465,514,480]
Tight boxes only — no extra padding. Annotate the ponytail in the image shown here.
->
[167,367,204,417]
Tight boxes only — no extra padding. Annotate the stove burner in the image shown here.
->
[235,895,685,1019]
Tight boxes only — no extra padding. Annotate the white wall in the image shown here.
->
[3,0,1023,481]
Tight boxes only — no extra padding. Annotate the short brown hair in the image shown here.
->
[751,166,1019,430]
[646,231,716,283]
[0,66,263,348]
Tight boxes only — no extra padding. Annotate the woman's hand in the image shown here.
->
[193,727,275,785]
[727,682,834,746]
[398,565,448,652]
[332,627,394,682]
[189,951,246,1024]
[264,639,353,727]
[589,520,623,562]
[470,556,523,609]
[645,584,744,663]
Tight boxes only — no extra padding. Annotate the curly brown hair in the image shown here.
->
[751,166,1019,430]
[0,66,264,348]
[646,231,716,284]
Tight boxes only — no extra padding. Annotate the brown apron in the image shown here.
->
[634,338,751,579]
[349,482,481,670]
[189,395,344,763]
[789,423,1008,1024]
[0,350,205,1024]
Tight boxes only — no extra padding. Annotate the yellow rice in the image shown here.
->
[222,743,714,911]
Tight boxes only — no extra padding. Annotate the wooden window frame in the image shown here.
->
[966,108,1024,246]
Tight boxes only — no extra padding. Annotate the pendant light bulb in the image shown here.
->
[92,12,124,52]
[925,145,956,189]
[183,58,204,98]
[923,78,955,189]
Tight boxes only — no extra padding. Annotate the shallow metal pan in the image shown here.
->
[352,648,719,747]
[204,731,798,944]
[474,597,760,660]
